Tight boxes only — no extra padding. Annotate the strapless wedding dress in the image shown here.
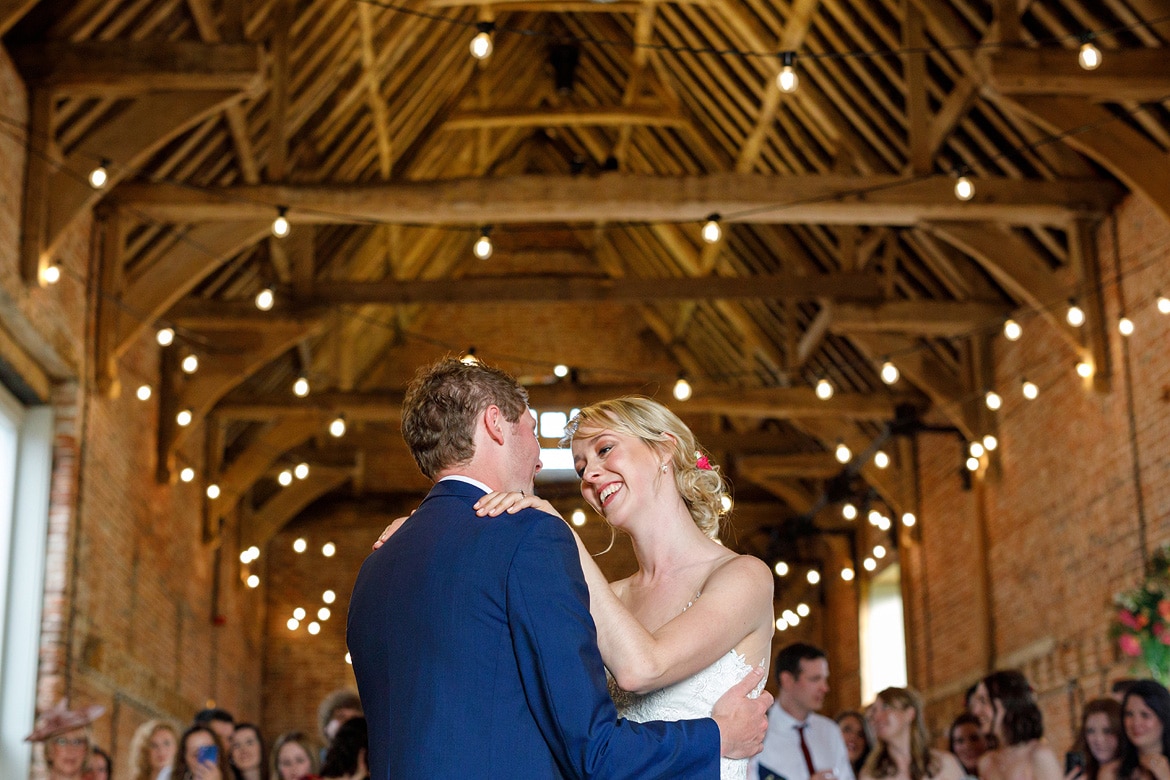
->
[609,650,762,780]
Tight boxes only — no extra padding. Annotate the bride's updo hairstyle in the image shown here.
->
[563,397,727,538]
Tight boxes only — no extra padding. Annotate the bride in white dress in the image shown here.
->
[474,397,775,780]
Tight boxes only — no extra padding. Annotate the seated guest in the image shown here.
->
[25,700,106,780]
[172,725,232,780]
[1067,699,1122,780]
[230,724,264,780]
[270,732,319,780]
[129,720,179,780]
[969,670,1061,780]
[1100,680,1170,780]
[85,746,112,780]
[838,710,873,776]
[319,718,367,780]
[948,713,988,777]
[861,687,963,780]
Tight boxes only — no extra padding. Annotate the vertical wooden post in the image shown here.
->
[20,88,53,284]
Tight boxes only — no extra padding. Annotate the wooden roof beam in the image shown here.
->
[0,0,38,36]
[738,453,843,480]
[829,300,1013,337]
[443,106,688,131]
[12,41,264,97]
[986,49,1170,101]
[114,174,1122,226]
[241,466,353,550]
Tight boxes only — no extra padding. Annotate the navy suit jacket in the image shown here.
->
[347,478,720,779]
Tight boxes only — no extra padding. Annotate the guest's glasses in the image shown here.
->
[51,737,88,747]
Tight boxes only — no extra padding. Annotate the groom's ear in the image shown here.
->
[483,405,507,445]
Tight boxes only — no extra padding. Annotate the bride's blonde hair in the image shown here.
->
[563,397,727,538]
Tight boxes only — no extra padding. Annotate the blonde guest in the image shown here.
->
[861,687,964,780]
[270,732,320,780]
[129,720,179,780]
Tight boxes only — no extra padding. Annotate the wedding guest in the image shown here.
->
[1067,699,1122,780]
[172,725,231,780]
[129,720,179,780]
[1100,680,1170,780]
[25,700,106,780]
[193,710,235,754]
[861,687,963,780]
[838,710,873,776]
[969,670,1061,780]
[269,732,319,780]
[84,746,113,780]
[319,718,367,780]
[316,691,362,745]
[229,724,264,780]
[948,713,988,777]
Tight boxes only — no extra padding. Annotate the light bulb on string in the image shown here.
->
[322,542,336,557]
[206,484,221,499]
[835,441,851,464]
[1022,378,1039,399]
[868,509,882,526]
[136,384,152,401]
[966,456,980,472]
[877,515,891,531]
[181,354,199,374]
[720,493,733,513]
[293,538,307,553]
[460,347,479,365]
[1078,39,1102,70]
[323,589,336,604]
[88,159,110,189]
[176,409,193,427]
[156,327,175,346]
[983,434,999,452]
[776,51,799,93]
[1067,300,1086,327]
[1119,316,1134,336]
[294,607,307,621]
[294,462,310,480]
[796,603,810,617]
[815,378,834,400]
[701,214,722,244]
[879,360,899,385]
[842,502,858,520]
[469,21,494,59]
[954,173,974,201]
[553,364,570,378]
[776,617,789,631]
[287,618,299,631]
[1003,319,1022,341]
[272,207,290,238]
[40,262,61,285]
[969,441,985,458]
[278,470,293,486]
[806,569,821,585]
[874,450,890,469]
[318,607,331,621]
[902,512,916,527]
[255,287,275,311]
[773,561,789,577]
[180,467,195,483]
[1158,294,1170,314]
[308,621,321,635]
[985,391,1002,411]
[863,557,877,572]
[873,545,887,559]
[672,375,693,401]
[293,375,310,397]
[329,414,347,438]
[570,508,587,527]
[1076,360,1094,379]
[841,567,855,581]
[473,228,493,260]
[247,575,260,588]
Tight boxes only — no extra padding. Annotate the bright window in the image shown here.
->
[860,562,908,703]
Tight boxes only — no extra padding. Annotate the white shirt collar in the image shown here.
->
[438,474,493,494]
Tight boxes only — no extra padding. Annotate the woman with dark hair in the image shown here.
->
[838,710,873,776]
[949,713,988,777]
[1099,680,1170,780]
[172,725,231,780]
[969,671,1061,780]
[860,687,963,780]
[319,718,367,780]
[1068,699,1122,780]
[84,746,113,780]
[229,725,264,780]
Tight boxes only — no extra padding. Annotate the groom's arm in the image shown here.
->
[507,512,721,779]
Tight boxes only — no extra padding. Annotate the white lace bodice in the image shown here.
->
[610,650,762,780]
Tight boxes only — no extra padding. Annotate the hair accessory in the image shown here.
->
[695,451,712,470]
[25,700,106,743]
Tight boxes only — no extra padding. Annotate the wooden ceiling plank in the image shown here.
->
[903,1,931,175]
[267,0,293,180]
[739,453,843,479]
[987,49,1170,101]
[830,300,1012,337]
[243,467,352,549]
[0,0,38,35]
[443,106,688,131]
[357,2,394,179]
[212,416,322,512]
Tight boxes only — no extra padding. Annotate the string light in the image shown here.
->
[672,375,693,401]
[902,512,916,527]
[181,354,199,374]
[880,360,899,385]
[293,375,310,397]
[841,567,855,581]
[815,378,834,400]
[1067,300,1086,327]
[835,441,851,464]
[460,347,479,365]
[796,603,810,617]
[966,456,980,471]
[318,607,331,621]
[278,469,293,486]
[293,607,307,620]
[136,384,152,401]
[206,484,221,499]
[873,450,890,469]
[180,467,195,482]
[1076,359,1094,379]
[863,557,877,571]
[1003,319,1022,341]
[985,390,1002,410]
[969,441,985,458]
[1158,294,1170,314]
[876,515,891,531]
[246,575,260,588]
[1119,316,1135,336]
[88,159,109,189]
[868,509,882,526]
[982,434,998,452]
[1022,378,1039,399]
[287,618,299,631]
[773,561,789,577]
[1078,39,1103,70]
[345,652,352,665]
[782,609,800,626]
[329,414,347,438]
[156,327,175,346]
[954,174,974,201]
[255,287,275,311]
[473,228,493,260]
[176,409,193,426]
[776,617,789,631]
[323,589,336,604]
[776,51,799,93]
[842,502,858,520]
[308,622,321,635]
[40,261,61,285]
[806,569,821,584]
[469,21,494,59]
[720,493,733,513]
[553,364,570,378]
[570,508,587,527]
[272,207,290,238]
[701,213,722,244]
[295,462,310,479]
[293,537,307,553]
[873,545,887,559]
[322,542,337,557]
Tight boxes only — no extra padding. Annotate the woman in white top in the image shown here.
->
[860,687,964,780]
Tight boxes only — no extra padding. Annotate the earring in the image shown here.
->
[661,463,668,473]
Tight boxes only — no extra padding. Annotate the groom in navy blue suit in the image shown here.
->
[348,358,770,778]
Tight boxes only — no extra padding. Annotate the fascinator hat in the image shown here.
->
[25,699,106,742]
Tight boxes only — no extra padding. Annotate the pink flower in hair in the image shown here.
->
[695,451,712,470]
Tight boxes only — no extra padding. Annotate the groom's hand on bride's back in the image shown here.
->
[711,666,773,760]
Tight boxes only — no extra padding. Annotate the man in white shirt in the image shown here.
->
[749,643,856,780]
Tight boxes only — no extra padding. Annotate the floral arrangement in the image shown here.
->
[1113,544,1170,686]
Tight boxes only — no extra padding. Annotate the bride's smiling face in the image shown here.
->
[572,426,670,526]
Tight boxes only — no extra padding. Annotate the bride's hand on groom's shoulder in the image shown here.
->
[372,512,413,550]
[475,491,563,520]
